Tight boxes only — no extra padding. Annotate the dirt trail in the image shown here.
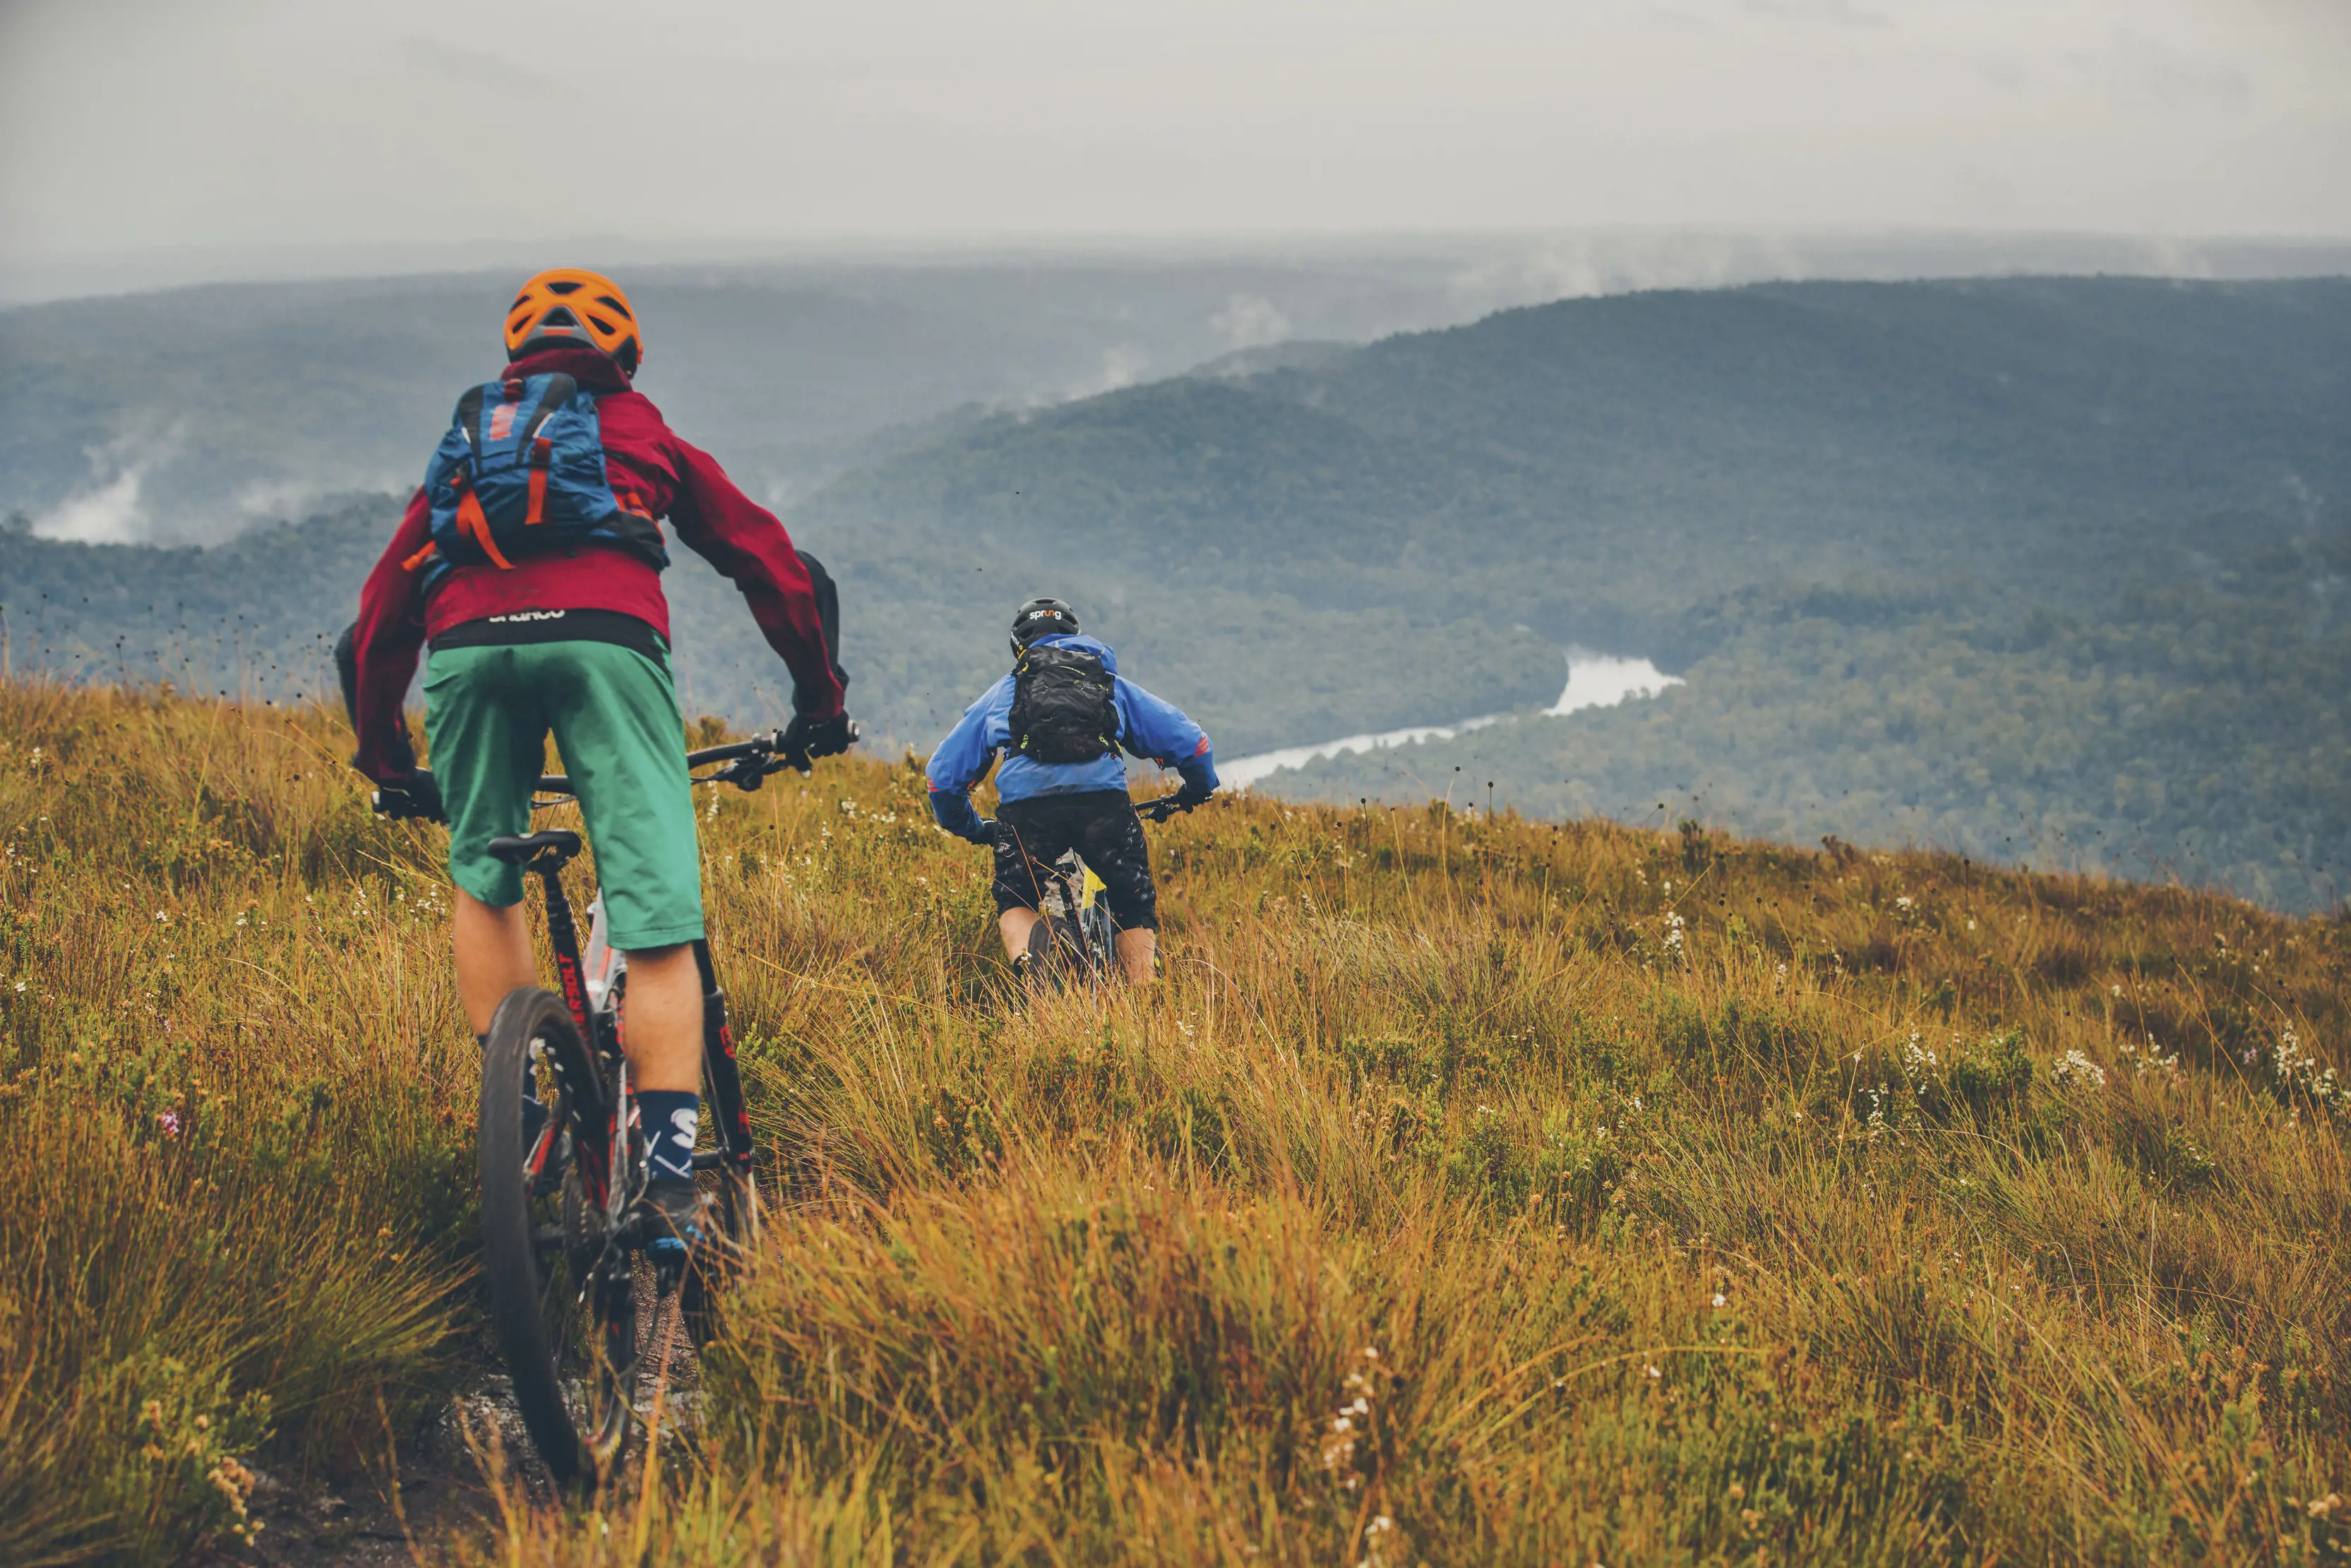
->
[205,1300,705,1565]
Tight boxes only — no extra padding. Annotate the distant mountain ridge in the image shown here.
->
[796,275,2351,654]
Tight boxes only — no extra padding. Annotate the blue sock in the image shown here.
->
[638,1089,700,1185]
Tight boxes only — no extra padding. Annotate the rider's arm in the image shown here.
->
[925,681,1011,841]
[662,438,847,720]
[1115,678,1219,801]
[349,489,433,784]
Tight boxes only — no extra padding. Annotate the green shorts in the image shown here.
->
[422,639,705,950]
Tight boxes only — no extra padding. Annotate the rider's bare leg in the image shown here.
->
[614,943,705,1094]
[1115,928,1156,985]
[453,888,537,1035]
[452,889,701,1090]
[998,906,1043,962]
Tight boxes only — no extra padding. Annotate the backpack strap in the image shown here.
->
[455,475,515,568]
[525,438,551,526]
[517,376,577,527]
[454,385,488,455]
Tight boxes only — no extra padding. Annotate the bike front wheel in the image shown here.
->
[479,985,640,1485]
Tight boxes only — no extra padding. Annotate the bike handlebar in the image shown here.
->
[371,722,863,819]
[536,729,824,796]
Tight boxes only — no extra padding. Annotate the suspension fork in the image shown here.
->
[693,939,756,1175]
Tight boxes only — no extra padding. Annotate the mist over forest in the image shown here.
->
[4,259,2346,911]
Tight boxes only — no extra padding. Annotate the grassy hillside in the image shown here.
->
[5,680,2347,1563]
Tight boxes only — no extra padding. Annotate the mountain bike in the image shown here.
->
[382,731,818,1485]
[1019,794,1188,988]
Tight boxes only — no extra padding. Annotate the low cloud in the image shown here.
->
[1063,344,1154,400]
[33,424,187,543]
[1212,294,1293,352]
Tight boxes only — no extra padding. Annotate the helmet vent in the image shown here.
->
[546,280,582,295]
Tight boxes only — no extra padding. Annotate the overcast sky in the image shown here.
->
[3,0,2346,294]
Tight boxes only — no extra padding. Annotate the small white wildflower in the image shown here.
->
[1711,1292,1727,1308]
[1644,1364,1662,1380]
[2052,1049,2107,1089]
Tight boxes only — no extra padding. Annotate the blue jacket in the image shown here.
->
[926,633,1218,840]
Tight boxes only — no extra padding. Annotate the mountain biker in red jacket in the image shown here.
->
[347,268,851,1254]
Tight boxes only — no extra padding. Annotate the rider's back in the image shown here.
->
[350,344,844,783]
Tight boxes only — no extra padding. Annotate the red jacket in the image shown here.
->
[351,347,845,782]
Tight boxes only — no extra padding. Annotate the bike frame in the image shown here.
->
[506,736,785,1213]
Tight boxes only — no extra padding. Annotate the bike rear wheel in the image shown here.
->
[480,986,640,1485]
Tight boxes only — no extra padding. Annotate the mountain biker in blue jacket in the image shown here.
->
[928,598,1217,985]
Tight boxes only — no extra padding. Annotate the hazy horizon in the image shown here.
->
[5,0,2345,305]
[7,225,2351,311]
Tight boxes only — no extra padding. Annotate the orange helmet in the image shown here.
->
[504,268,643,377]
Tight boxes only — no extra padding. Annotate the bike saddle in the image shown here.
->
[485,830,583,866]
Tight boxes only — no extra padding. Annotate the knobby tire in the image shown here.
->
[480,986,639,1485]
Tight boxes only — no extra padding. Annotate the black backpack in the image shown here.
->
[1008,643,1120,764]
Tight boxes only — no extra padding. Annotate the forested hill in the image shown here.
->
[795,275,2351,657]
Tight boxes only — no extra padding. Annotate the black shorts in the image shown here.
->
[991,790,1159,930]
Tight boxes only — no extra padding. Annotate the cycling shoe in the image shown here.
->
[627,1177,708,1286]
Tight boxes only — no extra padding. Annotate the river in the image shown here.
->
[1218,652,1682,789]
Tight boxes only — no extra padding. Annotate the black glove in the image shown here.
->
[1174,781,1214,810]
[969,816,999,847]
[780,712,858,774]
[373,770,444,822]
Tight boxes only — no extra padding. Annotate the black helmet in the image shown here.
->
[1009,597,1079,659]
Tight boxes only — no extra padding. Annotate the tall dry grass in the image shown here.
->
[4,681,2346,1562]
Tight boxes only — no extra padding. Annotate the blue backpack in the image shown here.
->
[405,372,654,582]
